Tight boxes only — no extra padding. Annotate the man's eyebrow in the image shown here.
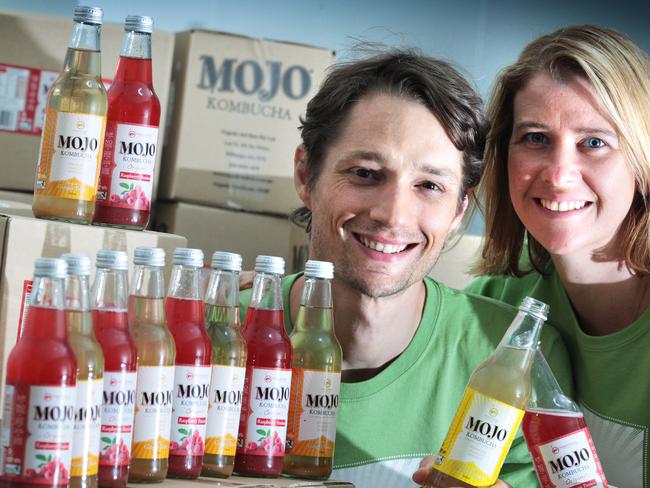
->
[338,150,388,165]
[418,163,456,178]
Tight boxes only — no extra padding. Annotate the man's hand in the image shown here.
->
[412,456,511,487]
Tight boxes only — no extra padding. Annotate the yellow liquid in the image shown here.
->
[427,346,533,488]
[66,310,104,488]
[201,304,247,478]
[128,296,176,483]
[32,48,107,224]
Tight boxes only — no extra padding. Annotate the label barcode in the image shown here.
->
[0,110,16,130]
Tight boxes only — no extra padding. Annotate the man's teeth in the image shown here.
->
[540,199,587,212]
[360,236,408,254]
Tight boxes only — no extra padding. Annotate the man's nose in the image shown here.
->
[368,181,413,227]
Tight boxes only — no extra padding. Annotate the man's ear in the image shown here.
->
[451,189,471,233]
[294,145,312,209]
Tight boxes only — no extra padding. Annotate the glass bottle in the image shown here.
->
[63,254,105,488]
[202,252,247,478]
[427,297,549,488]
[0,258,76,487]
[94,15,161,229]
[284,260,342,479]
[166,248,211,479]
[128,247,176,483]
[91,250,138,487]
[522,350,608,488]
[32,5,108,224]
[235,255,292,477]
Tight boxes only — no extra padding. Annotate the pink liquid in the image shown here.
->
[93,310,137,488]
[0,306,76,488]
[165,297,211,479]
[235,308,292,477]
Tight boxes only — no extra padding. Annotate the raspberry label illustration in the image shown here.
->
[170,365,211,458]
[99,371,137,467]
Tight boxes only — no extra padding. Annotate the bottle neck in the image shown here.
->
[204,269,240,308]
[65,21,102,76]
[31,276,65,309]
[65,275,91,312]
[69,21,101,51]
[23,276,66,340]
[92,269,128,311]
[494,309,546,369]
[130,265,165,298]
[250,271,283,311]
[167,265,202,300]
[121,30,152,59]
[295,277,334,333]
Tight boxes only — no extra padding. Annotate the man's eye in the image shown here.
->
[583,137,605,149]
[353,168,373,179]
[419,181,441,192]
[524,132,548,144]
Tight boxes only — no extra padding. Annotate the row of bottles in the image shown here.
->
[32,6,160,230]
[0,249,342,487]
[425,298,608,488]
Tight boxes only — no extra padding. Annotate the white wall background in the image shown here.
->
[3,0,648,233]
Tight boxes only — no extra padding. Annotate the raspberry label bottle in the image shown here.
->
[0,258,77,487]
[62,254,105,488]
[284,260,342,479]
[94,15,160,229]
[91,250,138,487]
[166,248,212,479]
[202,252,247,478]
[128,247,176,482]
[235,255,292,477]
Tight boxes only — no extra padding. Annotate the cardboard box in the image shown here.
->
[0,9,175,197]
[159,30,335,215]
[0,213,187,409]
[0,189,33,206]
[152,201,308,274]
[142,475,353,487]
[429,233,482,290]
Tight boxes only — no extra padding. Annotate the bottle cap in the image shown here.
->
[172,248,204,268]
[134,247,165,267]
[61,254,92,276]
[304,260,334,279]
[74,6,103,25]
[519,296,549,321]
[254,255,285,275]
[96,250,129,271]
[34,257,68,279]
[124,15,153,34]
[211,251,242,272]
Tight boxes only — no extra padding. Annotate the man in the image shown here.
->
[241,50,571,488]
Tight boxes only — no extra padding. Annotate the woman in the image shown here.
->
[415,25,649,488]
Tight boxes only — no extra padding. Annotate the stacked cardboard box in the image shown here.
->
[155,29,335,270]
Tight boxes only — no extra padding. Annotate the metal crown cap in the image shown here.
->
[61,254,92,276]
[254,255,285,275]
[173,248,204,268]
[96,250,129,271]
[34,257,68,279]
[211,251,242,272]
[304,260,334,279]
[124,15,153,33]
[519,296,549,321]
[133,247,165,267]
[74,6,103,25]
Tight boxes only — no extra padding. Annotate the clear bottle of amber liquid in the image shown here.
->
[128,247,176,483]
[427,297,549,488]
[202,252,247,478]
[32,6,107,224]
[284,260,342,480]
[62,254,105,488]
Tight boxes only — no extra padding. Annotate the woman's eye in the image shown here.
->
[583,137,605,149]
[524,132,548,144]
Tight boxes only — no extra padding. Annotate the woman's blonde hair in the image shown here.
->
[478,25,650,277]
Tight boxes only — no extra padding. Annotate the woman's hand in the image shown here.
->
[412,456,511,487]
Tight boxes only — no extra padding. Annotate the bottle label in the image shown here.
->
[205,364,245,456]
[35,109,106,201]
[434,387,524,485]
[286,368,340,458]
[71,379,103,477]
[170,364,211,457]
[0,384,76,484]
[99,370,137,467]
[96,121,158,210]
[238,367,292,457]
[131,366,174,460]
[534,428,607,488]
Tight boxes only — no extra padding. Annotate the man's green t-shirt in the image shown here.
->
[240,274,572,488]
[468,267,649,488]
